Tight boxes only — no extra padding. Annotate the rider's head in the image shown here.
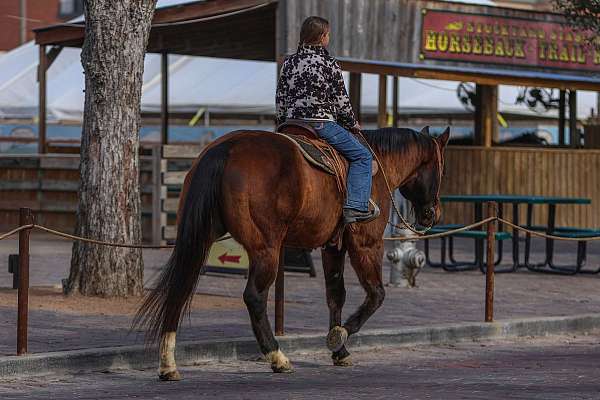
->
[299,16,330,47]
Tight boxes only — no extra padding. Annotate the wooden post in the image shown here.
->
[474,84,498,147]
[559,90,566,146]
[161,52,169,145]
[38,45,47,154]
[152,146,167,245]
[17,208,33,355]
[569,90,578,148]
[349,72,362,121]
[485,202,497,323]
[392,76,399,128]
[378,74,387,128]
[275,247,285,336]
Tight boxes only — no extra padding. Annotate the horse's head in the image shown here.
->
[399,126,450,228]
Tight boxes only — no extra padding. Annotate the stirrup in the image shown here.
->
[343,200,380,225]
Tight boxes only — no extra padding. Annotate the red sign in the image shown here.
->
[218,252,241,264]
[421,9,600,72]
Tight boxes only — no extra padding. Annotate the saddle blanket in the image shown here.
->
[276,132,342,176]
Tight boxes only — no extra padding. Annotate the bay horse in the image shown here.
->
[135,126,449,379]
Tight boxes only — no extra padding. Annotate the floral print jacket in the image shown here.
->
[276,44,357,131]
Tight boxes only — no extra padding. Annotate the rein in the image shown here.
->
[359,132,443,236]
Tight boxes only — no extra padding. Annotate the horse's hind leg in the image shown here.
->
[322,246,352,366]
[328,245,385,354]
[243,246,293,373]
[159,331,180,381]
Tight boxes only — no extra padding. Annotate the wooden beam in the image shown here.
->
[349,72,362,121]
[559,90,566,146]
[161,52,169,145]
[474,84,498,147]
[378,75,387,128]
[569,90,578,148]
[392,76,399,128]
[37,45,47,154]
[338,60,600,92]
[34,25,84,46]
[162,144,205,159]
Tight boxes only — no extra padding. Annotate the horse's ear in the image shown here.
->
[420,126,430,136]
[437,127,450,147]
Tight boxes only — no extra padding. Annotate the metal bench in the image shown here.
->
[424,224,512,272]
[522,226,600,275]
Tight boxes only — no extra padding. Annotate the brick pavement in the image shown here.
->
[0,233,599,356]
[2,335,600,399]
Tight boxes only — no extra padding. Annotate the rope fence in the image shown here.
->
[4,204,600,356]
[9,216,600,247]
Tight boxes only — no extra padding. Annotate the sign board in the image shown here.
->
[205,237,315,276]
[206,237,249,274]
[421,9,600,72]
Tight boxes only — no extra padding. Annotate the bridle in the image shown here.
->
[360,132,444,236]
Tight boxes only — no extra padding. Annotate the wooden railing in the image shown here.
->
[441,146,600,228]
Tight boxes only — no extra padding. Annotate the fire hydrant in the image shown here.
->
[386,228,426,288]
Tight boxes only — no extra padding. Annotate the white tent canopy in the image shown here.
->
[0,0,597,122]
[0,41,596,122]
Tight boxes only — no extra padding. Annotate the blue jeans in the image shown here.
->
[311,122,372,212]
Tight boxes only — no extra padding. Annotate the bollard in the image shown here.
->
[275,248,285,336]
[17,207,33,355]
[485,202,497,323]
[387,228,425,288]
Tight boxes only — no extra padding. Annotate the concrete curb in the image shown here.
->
[1,313,599,377]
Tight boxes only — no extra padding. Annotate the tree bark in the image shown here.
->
[65,0,157,297]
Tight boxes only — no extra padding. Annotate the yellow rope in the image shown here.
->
[2,216,599,248]
[0,224,34,241]
[33,225,176,249]
[497,218,600,242]
[0,223,233,248]
[383,217,497,241]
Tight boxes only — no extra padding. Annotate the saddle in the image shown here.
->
[276,120,378,195]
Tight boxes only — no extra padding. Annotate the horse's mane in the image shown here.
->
[362,127,434,156]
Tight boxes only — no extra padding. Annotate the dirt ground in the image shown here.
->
[0,287,245,316]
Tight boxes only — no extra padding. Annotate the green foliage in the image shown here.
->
[554,0,600,37]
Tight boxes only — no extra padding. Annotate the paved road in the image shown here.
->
[2,335,600,399]
[2,234,600,355]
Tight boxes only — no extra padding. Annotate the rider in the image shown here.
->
[276,16,377,224]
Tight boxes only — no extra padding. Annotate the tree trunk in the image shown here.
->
[65,0,157,297]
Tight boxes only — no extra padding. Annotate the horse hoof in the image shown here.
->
[266,350,294,374]
[327,326,348,352]
[159,370,182,381]
[271,363,295,373]
[333,355,353,367]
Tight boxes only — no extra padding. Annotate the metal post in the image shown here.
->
[559,90,566,146]
[17,208,33,355]
[20,0,27,45]
[275,247,285,336]
[161,52,169,145]
[349,72,362,121]
[377,75,387,128]
[392,76,399,128]
[569,90,578,148]
[38,45,47,154]
[485,202,497,323]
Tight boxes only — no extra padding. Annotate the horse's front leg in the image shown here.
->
[322,246,352,366]
[327,243,385,355]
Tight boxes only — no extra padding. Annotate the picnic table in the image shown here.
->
[427,194,594,274]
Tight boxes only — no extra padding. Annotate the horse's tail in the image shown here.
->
[133,141,231,343]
